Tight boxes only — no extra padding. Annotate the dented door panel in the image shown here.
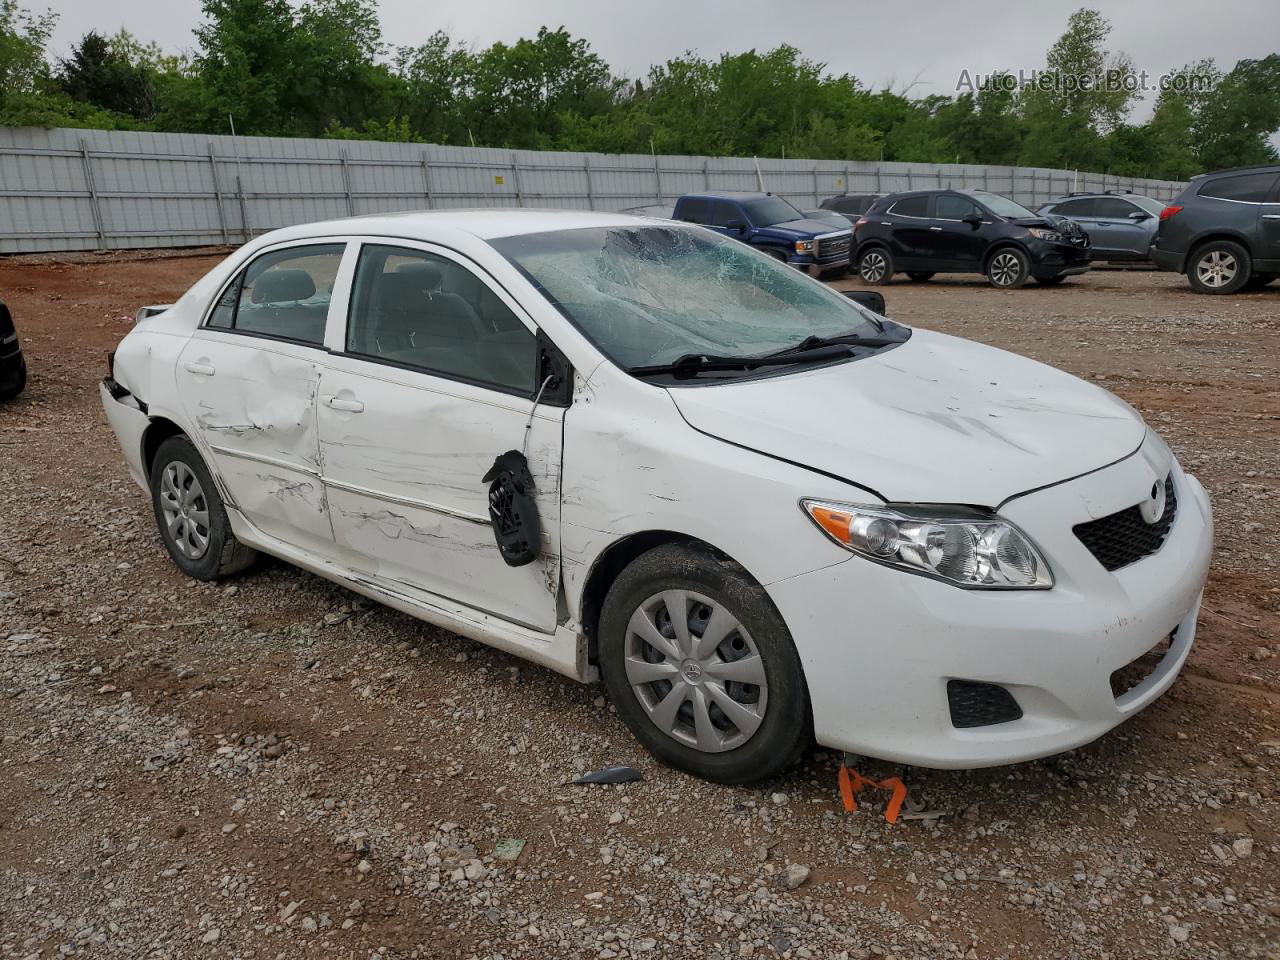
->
[177,333,334,554]
[316,358,562,633]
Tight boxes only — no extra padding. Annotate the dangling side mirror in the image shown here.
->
[843,290,887,316]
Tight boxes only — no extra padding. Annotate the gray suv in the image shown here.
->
[1152,165,1280,294]
[1038,192,1165,262]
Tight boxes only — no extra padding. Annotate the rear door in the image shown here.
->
[1257,175,1280,266]
[316,239,562,633]
[1090,197,1152,258]
[176,241,347,556]
[882,194,934,267]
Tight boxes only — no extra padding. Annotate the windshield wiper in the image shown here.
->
[629,344,857,379]
[767,329,910,358]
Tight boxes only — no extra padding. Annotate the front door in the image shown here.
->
[176,242,346,555]
[932,194,989,269]
[316,241,562,633]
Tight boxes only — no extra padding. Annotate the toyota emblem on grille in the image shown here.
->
[1139,480,1166,525]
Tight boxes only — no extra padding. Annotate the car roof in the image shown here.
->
[1191,163,1280,180]
[680,190,772,200]
[250,208,660,244]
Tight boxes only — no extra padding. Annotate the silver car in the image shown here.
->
[1038,192,1166,262]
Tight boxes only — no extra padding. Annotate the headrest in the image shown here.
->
[395,260,442,288]
[251,268,316,304]
[375,270,436,311]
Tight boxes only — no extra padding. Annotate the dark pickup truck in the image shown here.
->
[670,191,852,277]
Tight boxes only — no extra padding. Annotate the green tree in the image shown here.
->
[0,0,53,93]
[1192,55,1280,170]
[57,30,156,119]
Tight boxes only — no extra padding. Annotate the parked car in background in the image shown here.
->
[672,191,851,276]
[1152,164,1280,294]
[0,298,27,400]
[1038,192,1165,262]
[802,208,854,230]
[101,210,1212,784]
[819,194,883,217]
[854,189,1091,288]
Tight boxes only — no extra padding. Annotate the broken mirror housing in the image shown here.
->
[482,450,541,567]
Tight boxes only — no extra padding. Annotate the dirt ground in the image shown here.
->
[1,249,1278,960]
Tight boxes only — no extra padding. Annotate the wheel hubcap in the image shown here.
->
[991,253,1020,286]
[1196,251,1237,288]
[159,460,211,560]
[624,589,768,753]
[861,252,886,282]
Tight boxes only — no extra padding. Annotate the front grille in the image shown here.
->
[1110,631,1175,700]
[1074,476,1178,572]
[817,234,852,260]
[947,680,1023,728]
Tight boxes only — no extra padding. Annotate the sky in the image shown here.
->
[39,0,1278,120]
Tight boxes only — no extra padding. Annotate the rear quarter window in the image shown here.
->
[1198,172,1279,203]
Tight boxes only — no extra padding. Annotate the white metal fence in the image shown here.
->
[0,126,1188,254]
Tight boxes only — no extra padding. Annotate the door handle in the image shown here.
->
[323,395,364,413]
[929,226,943,231]
[183,360,215,376]
[1263,214,1280,220]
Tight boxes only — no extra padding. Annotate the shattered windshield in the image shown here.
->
[490,225,882,372]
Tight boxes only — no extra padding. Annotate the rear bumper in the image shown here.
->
[769,448,1213,769]
[1151,246,1184,273]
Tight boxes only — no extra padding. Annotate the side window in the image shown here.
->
[679,198,711,223]
[936,195,980,220]
[346,244,536,396]
[1093,197,1142,218]
[709,201,740,227]
[1198,173,1279,203]
[209,244,344,345]
[1052,198,1098,216]
[888,195,930,218]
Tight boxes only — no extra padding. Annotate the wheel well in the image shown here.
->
[141,417,185,475]
[856,241,889,258]
[580,531,742,665]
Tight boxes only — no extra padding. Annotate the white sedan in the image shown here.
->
[101,210,1213,783]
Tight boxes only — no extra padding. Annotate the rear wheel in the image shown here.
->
[858,247,893,285]
[1034,275,1067,286]
[0,356,26,401]
[906,271,934,282]
[986,248,1030,289]
[149,435,257,580]
[1186,240,1251,295]
[598,543,811,784]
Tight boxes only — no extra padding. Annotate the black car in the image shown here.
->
[853,189,1091,288]
[819,193,883,217]
[0,299,25,400]
[1151,164,1280,294]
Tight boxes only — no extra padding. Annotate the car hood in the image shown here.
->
[669,329,1145,506]
[1013,215,1086,238]
[762,219,847,238]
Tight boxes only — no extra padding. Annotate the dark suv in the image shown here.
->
[0,298,26,400]
[1152,165,1280,294]
[853,189,1091,288]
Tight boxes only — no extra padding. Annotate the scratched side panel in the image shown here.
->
[316,359,562,633]
[175,335,334,554]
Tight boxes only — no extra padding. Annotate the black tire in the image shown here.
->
[857,246,894,285]
[598,543,811,784]
[1034,275,1067,286]
[986,247,1030,289]
[1186,240,1251,295]
[0,356,26,401]
[149,435,257,581]
[1244,272,1277,289]
[906,271,935,282]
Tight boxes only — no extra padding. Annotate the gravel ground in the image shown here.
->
[1,253,1278,960]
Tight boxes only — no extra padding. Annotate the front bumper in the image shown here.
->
[1029,240,1092,279]
[768,442,1213,768]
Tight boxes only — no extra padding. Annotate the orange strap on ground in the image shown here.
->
[838,764,908,824]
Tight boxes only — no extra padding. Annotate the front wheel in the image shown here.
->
[1187,240,1251,294]
[598,543,811,784]
[149,435,257,580]
[987,248,1030,288]
[857,247,894,285]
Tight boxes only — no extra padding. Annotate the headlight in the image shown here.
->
[800,500,1053,589]
[795,239,814,254]
[1028,227,1063,242]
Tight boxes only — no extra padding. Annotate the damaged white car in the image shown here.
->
[102,211,1213,784]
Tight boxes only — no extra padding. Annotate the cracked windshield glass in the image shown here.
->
[492,225,881,370]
